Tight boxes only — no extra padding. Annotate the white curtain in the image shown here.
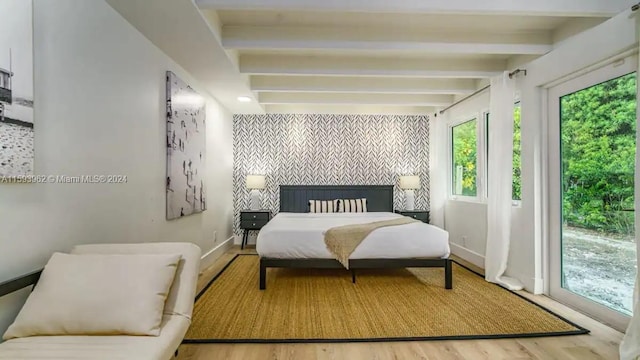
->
[484,72,523,290]
[619,16,640,359]
[429,112,448,228]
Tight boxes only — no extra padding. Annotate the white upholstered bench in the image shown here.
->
[0,242,201,360]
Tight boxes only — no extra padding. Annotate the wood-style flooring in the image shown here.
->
[177,246,623,360]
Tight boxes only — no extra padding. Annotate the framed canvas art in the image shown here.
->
[166,71,206,220]
[0,0,34,176]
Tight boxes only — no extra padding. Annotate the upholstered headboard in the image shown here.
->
[279,185,394,213]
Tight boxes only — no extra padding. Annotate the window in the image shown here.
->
[451,119,477,197]
[484,103,522,201]
[512,104,521,201]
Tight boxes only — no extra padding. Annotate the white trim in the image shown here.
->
[448,196,484,204]
[541,87,550,296]
[197,0,631,17]
[484,103,523,203]
[480,109,490,202]
[506,271,543,294]
[543,48,637,89]
[533,276,544,294]
[547,54,636,332]
[448,115,482,201]
[450,242,484,269]
[200,236,234,272]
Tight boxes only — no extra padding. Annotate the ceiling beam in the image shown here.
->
[197,0,633,17]
[105,0,263,114]
[258,92,454,106]
[250,76,477,95]
[240,55,506,78]
[223,26,552,55]
[265,104,435,115]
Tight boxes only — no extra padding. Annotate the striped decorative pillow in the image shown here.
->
[308,199,340,213]
[340,198,368,213]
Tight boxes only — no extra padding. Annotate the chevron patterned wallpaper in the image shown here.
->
[233,114,430,238]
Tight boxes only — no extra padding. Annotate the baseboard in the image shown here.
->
[450,242,485,269]
[508,273,543,294]
[200,237,234,272]
[533,277,544,294]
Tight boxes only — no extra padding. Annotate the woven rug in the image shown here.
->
[184,254,588,343]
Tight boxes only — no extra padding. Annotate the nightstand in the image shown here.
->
[240,210,272,250]
[395,210,430,223]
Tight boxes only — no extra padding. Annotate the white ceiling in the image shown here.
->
[107,0,635,115]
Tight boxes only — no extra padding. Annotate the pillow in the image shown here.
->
[3,252,181,339]
[340,198,368,213]
[308,199,340,213]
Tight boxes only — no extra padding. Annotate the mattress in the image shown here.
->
[256,212,450,259]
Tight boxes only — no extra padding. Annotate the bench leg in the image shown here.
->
[259,259,266,290]
[445,259,453,289]
[175,348,179,358]
[351,269,356,284]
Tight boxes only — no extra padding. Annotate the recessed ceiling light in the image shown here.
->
[237,96,252,102]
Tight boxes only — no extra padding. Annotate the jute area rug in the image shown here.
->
[184,255,588,343]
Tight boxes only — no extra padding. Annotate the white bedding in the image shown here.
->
[256,212,450,260]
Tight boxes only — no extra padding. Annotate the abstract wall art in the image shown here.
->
[0,0,34,177]
[166,71,206,220]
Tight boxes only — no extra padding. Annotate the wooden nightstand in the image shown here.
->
[394,210,430,223]
[240,210,272,249]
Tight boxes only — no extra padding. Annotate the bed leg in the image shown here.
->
[351,269,356,284]
[259,259,266,290]
[445,259,453,289]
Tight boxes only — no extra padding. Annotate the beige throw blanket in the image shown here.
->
[324,217,420,269]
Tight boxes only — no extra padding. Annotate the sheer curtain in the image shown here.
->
[484,72,523,290]
[619,16,640,359]
[429,112,448,229]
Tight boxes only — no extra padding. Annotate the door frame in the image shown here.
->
[547,54,637,332]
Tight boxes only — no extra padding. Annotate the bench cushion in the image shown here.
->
[0,315,189,360]
[71,243,201,320]
[4,253,181,339]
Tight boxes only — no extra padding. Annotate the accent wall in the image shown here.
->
[233,114,430,240]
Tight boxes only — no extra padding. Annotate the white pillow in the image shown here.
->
[308,199,340,213]
[3,252,181,339]
[340,198,368,213]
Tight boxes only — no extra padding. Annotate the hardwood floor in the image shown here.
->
[177,246,623,360]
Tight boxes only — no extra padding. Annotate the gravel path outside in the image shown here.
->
[562,226,637,315]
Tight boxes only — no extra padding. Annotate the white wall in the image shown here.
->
[0,0,234,336]
[442,91,489,269]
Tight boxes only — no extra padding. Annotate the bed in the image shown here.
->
[256,185,452,290]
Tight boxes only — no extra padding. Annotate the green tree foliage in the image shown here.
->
[459,107,521,200]
[452,119,477,196]
[513,105,522,200]
[561,73,636,235]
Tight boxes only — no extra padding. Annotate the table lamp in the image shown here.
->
[399,175,420,211]
[246,175,266,210]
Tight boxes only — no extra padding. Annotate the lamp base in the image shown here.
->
[249,190,261,210]
[404,189,415,211]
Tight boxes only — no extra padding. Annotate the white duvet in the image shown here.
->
[256,212,450,260]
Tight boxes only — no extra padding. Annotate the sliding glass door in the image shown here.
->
[548,55,637,331]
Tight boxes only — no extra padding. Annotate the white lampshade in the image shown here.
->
[399,175,420,190]
[246,175,266,189]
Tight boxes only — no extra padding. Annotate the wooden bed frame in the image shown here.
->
[259,185,453,290]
